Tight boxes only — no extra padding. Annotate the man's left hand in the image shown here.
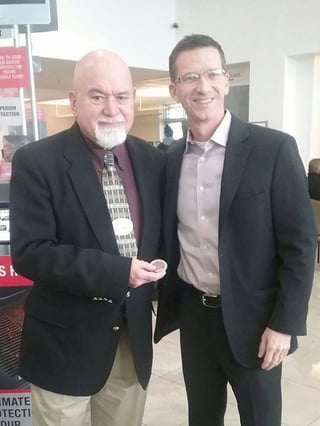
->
[258,327,291,370]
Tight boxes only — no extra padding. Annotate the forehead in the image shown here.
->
[77,60,132,93]
[175,47,223,73]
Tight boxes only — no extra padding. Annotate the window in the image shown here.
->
[162,105,186,139]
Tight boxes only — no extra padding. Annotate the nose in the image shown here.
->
[196,74,212,92]
[101,96,119,115]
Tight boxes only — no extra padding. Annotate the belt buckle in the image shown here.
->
[201,294,220,308]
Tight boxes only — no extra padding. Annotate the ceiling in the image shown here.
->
[31,57,173,112]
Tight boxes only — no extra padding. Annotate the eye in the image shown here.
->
[89,94,104,104]
[181,73,199,84]
[116,95,129,104]
[206,69,224,80]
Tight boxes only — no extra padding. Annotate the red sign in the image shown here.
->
[0,255,32,287]
[0,47,29,89]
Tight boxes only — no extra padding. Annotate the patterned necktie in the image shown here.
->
[102,151,138,257]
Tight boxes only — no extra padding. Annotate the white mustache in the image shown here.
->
[98,117,124,125]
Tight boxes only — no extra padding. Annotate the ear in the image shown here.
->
[169,82,179,103]
[224,73,230,96]
[69,90,77,114]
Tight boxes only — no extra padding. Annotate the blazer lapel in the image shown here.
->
[165,140,186,258]
[63,126,118,253]
[126,136,147,212]
[219,116,252,234]
[126,136,156,253]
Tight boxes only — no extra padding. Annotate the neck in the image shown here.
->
[188,114,225,142]
[189,122,216,142]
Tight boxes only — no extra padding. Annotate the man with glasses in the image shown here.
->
[155,34,317,426]
[10,49,165,426]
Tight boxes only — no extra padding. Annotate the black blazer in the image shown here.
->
[10,124,165,395]
[155,115,317,368]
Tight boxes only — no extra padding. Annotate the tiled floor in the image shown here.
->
[143,261,320,426]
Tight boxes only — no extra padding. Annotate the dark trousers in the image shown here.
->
[179,282,282,426]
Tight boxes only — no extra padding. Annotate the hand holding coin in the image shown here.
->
[150,259,167,273]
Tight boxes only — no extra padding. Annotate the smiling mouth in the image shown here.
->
[194,98,214,104]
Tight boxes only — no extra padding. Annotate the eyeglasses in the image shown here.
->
[174,69,226,85]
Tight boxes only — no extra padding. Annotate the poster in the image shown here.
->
[0,98,22,127]
[0,255,32,426]
[0,136,32,182]
[0,47,29,89]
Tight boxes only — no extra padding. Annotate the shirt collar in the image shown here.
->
[185,110,232,153]
[112,142,126,170]
[84,136,126,171]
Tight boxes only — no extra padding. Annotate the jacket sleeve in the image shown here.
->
[268,135,317,335]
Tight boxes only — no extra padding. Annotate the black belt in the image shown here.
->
[181,280,221,309]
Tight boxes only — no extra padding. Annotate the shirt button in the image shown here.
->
[200,216,205,221]
[200,186,204,191]
[200,157,205,162]
[208,272,213,277]
[112,326,120,331]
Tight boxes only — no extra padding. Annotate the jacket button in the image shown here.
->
[126,291,131,298]
[112,326,120,331]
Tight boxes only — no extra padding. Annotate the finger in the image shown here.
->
[144,270,166,281]
[258,337,266,359]
[275,349,289,367]
[134,259,159,273]
[261,348,275,369]
[129,269,166,287]
[262,349,286,370]
[261,358,271,370]
[141,262,158,272]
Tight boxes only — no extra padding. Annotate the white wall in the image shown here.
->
[30,0,176,70]
[310,55,320,159]
[175,0,320,166]
[1,0,319,164]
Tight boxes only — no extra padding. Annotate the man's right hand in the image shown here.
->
[129,258,166,288]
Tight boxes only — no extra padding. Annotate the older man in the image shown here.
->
[10,49,165,426]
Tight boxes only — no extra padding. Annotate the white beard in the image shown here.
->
[94,124,127,149]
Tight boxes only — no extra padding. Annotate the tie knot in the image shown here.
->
[104,151,115,168]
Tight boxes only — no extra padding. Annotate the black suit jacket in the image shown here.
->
[9,124,165,395]
[155,115,317,368]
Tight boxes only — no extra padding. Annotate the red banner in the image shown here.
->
[0,255,31,424]
[0,255,32,287]
[0,47,29,89]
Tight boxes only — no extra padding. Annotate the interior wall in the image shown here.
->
[28,0,177,70]
[175,0,320,166]
[131,111,161,143]
[310,55,320,159]
[40,104,73,136]
[282,55,319,166]
[225,86,249,122]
